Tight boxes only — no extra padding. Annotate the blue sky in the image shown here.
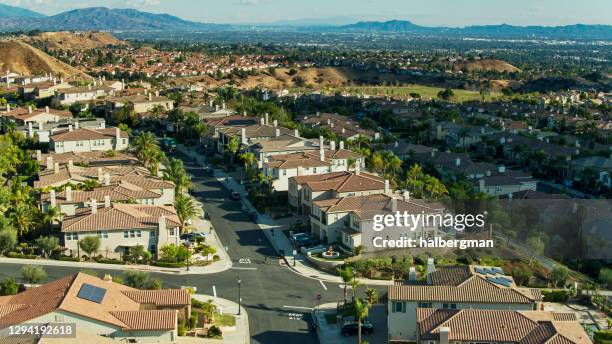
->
[3,0,612,26]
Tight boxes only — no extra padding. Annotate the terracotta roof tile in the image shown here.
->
[110,310,177,330]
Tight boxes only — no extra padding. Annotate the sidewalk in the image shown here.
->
[177,145,392,286]
[189,293,250,344]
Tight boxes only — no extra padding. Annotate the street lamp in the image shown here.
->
[237,278,242,315]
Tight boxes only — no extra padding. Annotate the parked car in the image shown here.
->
[290,232,309,243]
[180,232,206,242]
[250,212,259,222]
[341,322,374,336]
[229,191,241,201]
[295,237,319,248]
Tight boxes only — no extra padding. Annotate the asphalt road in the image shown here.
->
[0,153,365,344]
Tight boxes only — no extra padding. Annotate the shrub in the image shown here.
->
[189,314,198,329]
[95,258,126,265]
[7,252,37,259]
[0,229,17,255]
[213,255,220,261]
[122,271,162,290]
[511,268,533,286]
[78,236,101,260]
[177,318,186,336]
[152,261,186,268]
[207,325,222,339]
[0,278,19,296]
[21,265,47,284]
[594,330,612,344]
[58,255,80,262]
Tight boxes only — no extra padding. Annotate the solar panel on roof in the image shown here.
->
[475,267,485,275]
[77,283,107,303]
[493,267,504,275]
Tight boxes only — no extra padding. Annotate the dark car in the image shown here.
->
[341,322,374,336]
[229,191,241,201]
[295,237,319,248]
[250,211,259,222]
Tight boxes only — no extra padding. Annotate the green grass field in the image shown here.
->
[328,85,501,102]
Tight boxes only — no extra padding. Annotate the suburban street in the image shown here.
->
[0,152,363,344]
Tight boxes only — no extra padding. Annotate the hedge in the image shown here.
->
[152,261,186,268]
[57,256,80,262]
[95,258,126,265]
[594,330,612,344]
[541,289,571,302]
[7,253,38,259]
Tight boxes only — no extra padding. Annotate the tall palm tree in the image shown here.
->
[365,288,378,305]
[337,266,354,303]
[354,299,370,344]
[239,152,256,175]
[163,158,191,194]
[10,203,34,238]
[39,206,61,235]
[133,132,164,175]
[174,194,199,233]
[226,137,240,165]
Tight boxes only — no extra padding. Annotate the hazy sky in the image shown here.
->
[3,0,612,26]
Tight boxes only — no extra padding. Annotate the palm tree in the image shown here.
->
[163,158,191,194]
[226,137,240,165]
[337,266,354,303]
[365,288,378,305]
[133,131,164,175]
[10,203,35,238]
[354,299,370,344]
[239,152,256,175]
[349,278,361,302]
[174,194,199,233]
[39,206,61,235]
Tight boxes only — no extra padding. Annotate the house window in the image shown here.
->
[124,231,129,238]
[418,302,432,308]
[66,233,78,241]
[450,304,457,309]
[151,230,156,238]
[122,139,127,145]
[169,228,176,236]
[97,231,108,238]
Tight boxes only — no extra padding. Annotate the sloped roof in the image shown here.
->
[50,128,128,142]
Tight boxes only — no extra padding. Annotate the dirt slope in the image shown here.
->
[25,31,128,50]
[452,59,520,73]
[0,41,90,79]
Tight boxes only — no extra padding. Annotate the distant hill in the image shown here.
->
[340,20,612,40]
[450,59,521,73]
[0,3,45,18]
[0,7,226,32]
[0,41,89,79]
[25,31,128,50]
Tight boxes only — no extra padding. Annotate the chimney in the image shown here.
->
[498,166,506,173]
[68,160,73,169]
[6,104,10,112]
[384,179,390,194]
[273,119,278,127]
[100,120,106,129]
[316,111,320,117]
[45,106,49,113]
[241,127,247,145]
[394,141,399,148]
[439,327,450,344]
[455,157,461,166]
[88,84,92,91]
[330,141,336,151]
[355,164,360,175]
[341,127,346,134]
[54,162,59,174]
[155,90,159,97]
[104,195,111,208]
[275,128,281,137]
[115,127,121,146]
[121,79,125,90]
[297,166,304,176]
[68,125,73,132]
[479,179,485,192]
[265,113,269,125]
[209,100,213,107]
[294,129,299,137]
[222,101,226,110]
[215,104,220,112]
[319,138,325,161]
[389,197,397,212]
[97,168,104,181]
[426,258,436,274]
[90,199,97,214]
[49,190,56,208]
[408,267,417,281]
[39,122,43,131]
[260,117,265,125]
[28,122,33,137]
[28,106,32,114]
[36,150,42,162]
[159,214,167,233]
[104,173,111,186]
[148,93,152,101]
[65,186,72,202]
[74,121,80,130]
[403,190,410,202]
[103,273,113,282]
[46,156,53,170]
[243,111,247,117]
[339,141,344,150]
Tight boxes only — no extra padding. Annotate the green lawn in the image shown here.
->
[328,85,501,102]
[213,313,236,327]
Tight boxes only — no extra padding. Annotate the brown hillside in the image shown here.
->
[452,59,520,73]
[0,41,90,79]
[25,31,128,50]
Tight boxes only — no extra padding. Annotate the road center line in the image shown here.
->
[231,267,258,270]
[319,280,327,290]
[282,305,314,310]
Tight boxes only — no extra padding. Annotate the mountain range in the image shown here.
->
[0,5,610,40]
[0,3,45,18]
[0,7,225,31]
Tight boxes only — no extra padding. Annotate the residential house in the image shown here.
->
[0,272,190,343]
[312,193,443,249]
[570,156,612,188]
[61,203,182,259]
[388,263,543,341]
[416,309,591,344]
[50,126,129,153]
[34,165,150,189]
[296,112,378,141]
[41,176,175,217]
[215,117,293,154]
[0,105,71,127]
[55,85,115,105]
[289,170,386,215]
[262,139,365,191]
[36,150,140,170]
